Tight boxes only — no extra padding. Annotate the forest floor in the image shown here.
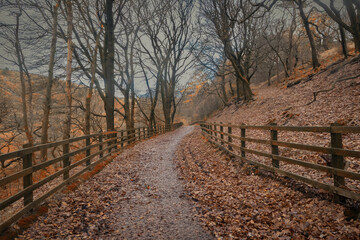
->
[175,127,360,239]
[209,55,360,194]
[19,126,212,240]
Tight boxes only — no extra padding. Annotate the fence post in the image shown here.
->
[241,126,246,159]
[214,124,217,143]
[86,136,91,166]
[220,123,224,145]
[108,133,112,154]
[114,132,118,150]
[228,125,233,151]
[22,143,33,207]
[120,131,124,148]
[331,123,346,203]
[270,123,279,168]
[63,142,70,180]
[99,135,103,158]
[127,130,131,145]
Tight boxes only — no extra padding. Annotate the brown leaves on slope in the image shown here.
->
[174,127,360,239]
[18,150,138,239]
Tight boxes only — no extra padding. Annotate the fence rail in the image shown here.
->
[200,122,360,202]
[0,123,182,233]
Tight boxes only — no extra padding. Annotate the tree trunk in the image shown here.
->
[15,10,33,145]
[221,72,228,103]
[235,77,241,102]
[171,97,176,124]
[242,80,253,101]
[85,30,101,137]
[314,0,358,53]
[267,65,273,86]
[223,41,253,102]
[288,7,296,74]
[149,76,160,128]
[63,0,73,179]
[41,0,60,161]
[339,25,349,58]
[229,77,235,97]
[130,80,135,129]
[163,97,172,128]
[161,79,172,129]
[104,0,115,132]
[298,0,321,69]
[344,0,360,52]
[330,0,348,57]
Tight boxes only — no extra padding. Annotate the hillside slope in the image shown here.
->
[210,56,360,127]
[209,55,360,194]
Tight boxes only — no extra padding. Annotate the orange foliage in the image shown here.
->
[65,181,80,192]
[335,119,347,126]
[74,153,86,163]
[17,215,37,230]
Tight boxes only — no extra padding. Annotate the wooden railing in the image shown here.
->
[0,123,183,233]
[200,122,360,202]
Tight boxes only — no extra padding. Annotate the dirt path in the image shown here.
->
[20,126,212,239]
[109,126,212,239]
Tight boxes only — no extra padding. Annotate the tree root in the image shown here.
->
[306,73,360,105]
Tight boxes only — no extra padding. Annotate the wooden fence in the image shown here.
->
[0,123,182,233]
[200,122,360,202]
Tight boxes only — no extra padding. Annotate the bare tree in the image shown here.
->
[0,1,35,145]
[295,0,321,69]
[330,0,348,58]
[113,0,145,132]
[162,0,196,126]
[136,0,172,128]
[102,0,116,133]
[200,0,274,102]
[63,0,73,179]
[14,3,34,145]
[314,0,360,52]
[41,0,61,161]
[137,0,195,127]
[193,35,231,106]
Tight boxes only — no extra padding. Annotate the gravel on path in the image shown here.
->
[108,126,212,240]
[20,126,212,240]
